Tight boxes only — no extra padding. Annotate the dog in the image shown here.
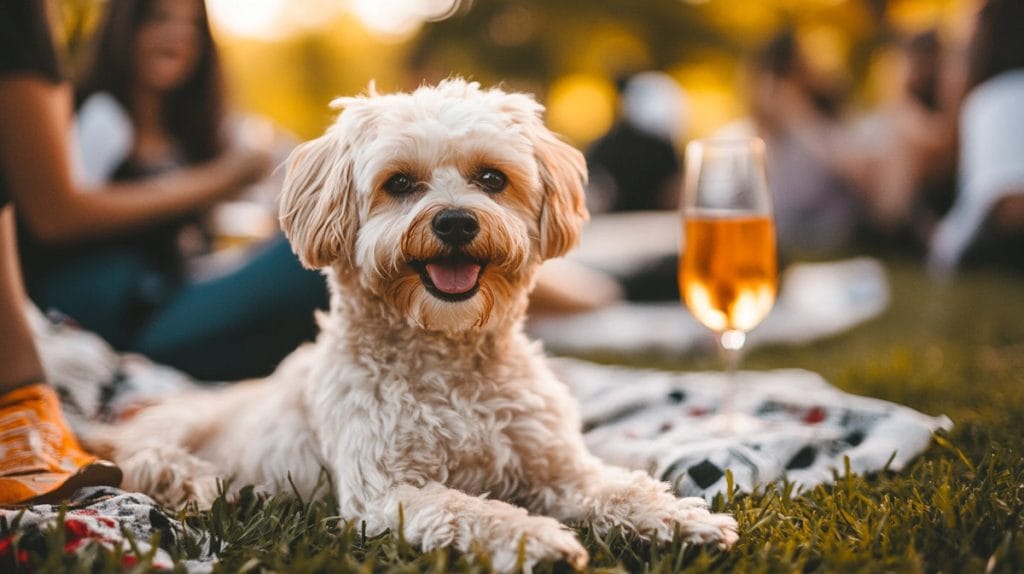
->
[92,79,738,571]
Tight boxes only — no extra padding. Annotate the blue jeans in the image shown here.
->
[31,236,329,381]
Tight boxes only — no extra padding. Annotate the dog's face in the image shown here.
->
[279,79,588,332]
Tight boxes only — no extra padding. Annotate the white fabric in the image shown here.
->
[565,211,680,277]
[70,92,134,188]
[529,257,889,355]
[929,69,1024,274]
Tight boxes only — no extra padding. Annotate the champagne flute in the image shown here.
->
[679,137,777,433]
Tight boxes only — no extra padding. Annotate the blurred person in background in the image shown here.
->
[930,0,1024,274]
[846,29,958,251]
[585,71,686,214]
[566,72,688,303]
[743,29,863,257]
[19,0,330,381]
[746,27,958,258]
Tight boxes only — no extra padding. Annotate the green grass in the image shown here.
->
[13,259,1024,572]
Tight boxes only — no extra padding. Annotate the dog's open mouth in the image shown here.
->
[411,256,486,302]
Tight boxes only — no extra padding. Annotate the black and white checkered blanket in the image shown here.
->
[554,359,951,498]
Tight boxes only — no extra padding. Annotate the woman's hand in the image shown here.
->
[222,142,273,190]
[229,116,277,187]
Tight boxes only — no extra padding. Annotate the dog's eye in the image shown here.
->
[475,169,507,194]
[384,173,415,196]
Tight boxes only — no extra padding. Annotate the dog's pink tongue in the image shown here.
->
[426,261,481,294]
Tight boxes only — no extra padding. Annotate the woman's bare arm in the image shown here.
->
[0,76,269,244]
[0,210,44,391]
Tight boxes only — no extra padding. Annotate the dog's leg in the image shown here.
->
[535,456,739,548]
[357,482,589,573]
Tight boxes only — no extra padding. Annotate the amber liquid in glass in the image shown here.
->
[680,214,777,333]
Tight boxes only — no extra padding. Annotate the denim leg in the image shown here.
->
[29,249,163,350]
[135,236,329,381]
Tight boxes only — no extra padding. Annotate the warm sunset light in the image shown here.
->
[350,0,464,38]
[206,0,464,40]
[205,0,292,39]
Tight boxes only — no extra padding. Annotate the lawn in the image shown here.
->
[16,258,1024,572]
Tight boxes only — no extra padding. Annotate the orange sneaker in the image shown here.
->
[0,384,122,506]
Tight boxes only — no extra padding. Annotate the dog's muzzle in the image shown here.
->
[405,209,485,302]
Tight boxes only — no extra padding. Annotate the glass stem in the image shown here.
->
[718,329,746,430]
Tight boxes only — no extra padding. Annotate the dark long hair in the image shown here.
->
[76,0,225,163]
[966,0,1024,92]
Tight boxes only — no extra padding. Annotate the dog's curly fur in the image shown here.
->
[91,79,737,571]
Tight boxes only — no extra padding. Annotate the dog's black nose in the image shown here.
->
[432,209,479,245]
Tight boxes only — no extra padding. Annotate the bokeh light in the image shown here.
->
[546,75,617,144]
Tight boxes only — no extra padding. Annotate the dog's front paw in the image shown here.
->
[607,495,738,550]
[117,446,223,509]
[663,499,739,549]
[185,474,223,509]
[487,516,588,573]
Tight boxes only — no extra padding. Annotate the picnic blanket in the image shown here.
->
[554,358,951,498]
[4,300,949,569]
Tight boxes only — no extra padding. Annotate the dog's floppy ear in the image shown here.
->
[533,128,589,260]
[279,130,356,269]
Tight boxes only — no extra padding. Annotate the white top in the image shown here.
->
[929,69,1024,275]
[69,92,134,188]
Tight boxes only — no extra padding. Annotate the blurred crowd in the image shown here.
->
[586,0,1024,284]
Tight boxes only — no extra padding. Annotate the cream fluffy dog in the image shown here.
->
[93,79,737,571]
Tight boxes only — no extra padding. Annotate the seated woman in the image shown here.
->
[929,0,1024,274]
[741,30,863,257]
[19,0,328,381]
